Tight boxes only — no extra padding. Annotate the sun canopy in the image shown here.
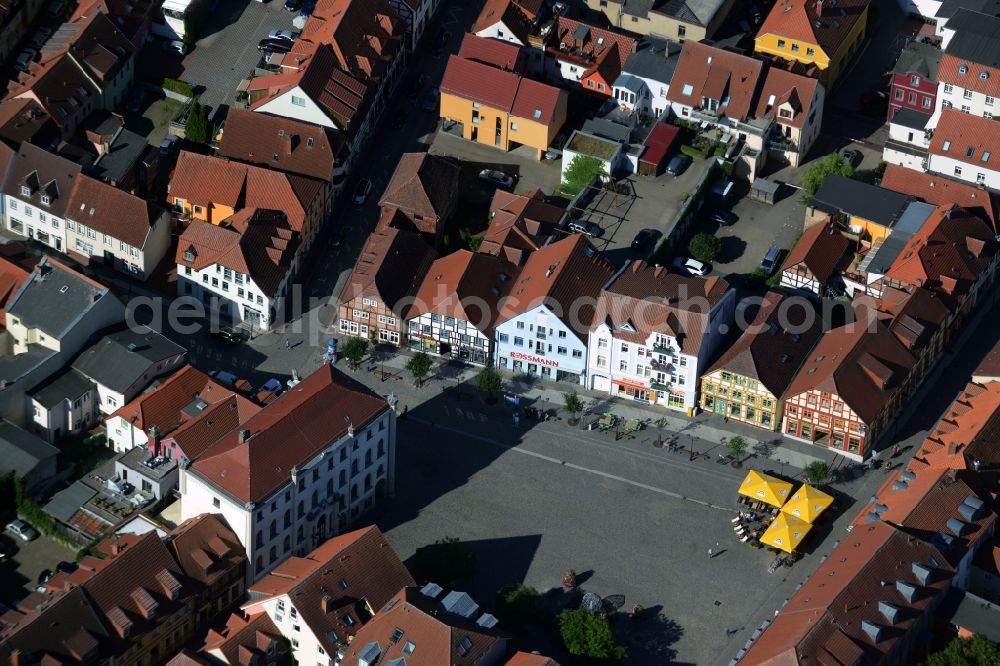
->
[781,484,834,523]
[738,470,794,508]
[760,513,812,553]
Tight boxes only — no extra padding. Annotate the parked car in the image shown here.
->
[257,378,284,395]
[214,327,246,344]
[161,39,187,55]
[55,560,78,574]
[159,134,177,157]
[708,210,737,227]
[209,370,238,387]
[666,154,691,176]
[15,49,37,72]
[258,38,291,53]
[5,519,39,542]
[0,537,14,561]
[266,29,296,42]
[672,256,710,276]
[283,0,300,11]
[125,87,145,114]
[568,219,604,238]
[841,149,862,168]
[631,228,661,252]
[299,2,314,16]
[28,27,53,49]
[352,178,373,205]
[759,246,784,275]
[478,169,514,189]
[420,87,439,112]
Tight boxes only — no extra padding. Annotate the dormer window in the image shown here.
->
[184,249,195,262]
[40,194,50,205]
[981,71,990,80]
[943,140,951,151]
[20,185,30,196]
[959,64,968,74]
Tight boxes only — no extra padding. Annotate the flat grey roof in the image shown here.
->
[44,480,97,523]
[0,344,56,386]
[811,175,911,227]
[118,446,177,480]
[891,108,932,131]
[87,129,148,185]
[72,326,185,392]
[0,420,58,477]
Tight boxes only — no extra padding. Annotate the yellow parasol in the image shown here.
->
[781,484,834,523]
[759,513,812,553]
[737,470,794,508]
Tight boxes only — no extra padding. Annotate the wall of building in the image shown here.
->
[755,8,866,85]
[927,153,1000,189]
[889,71,937,119]
[107,415,147,452]
[4,195,65,252]
[255,86,340,130]
[494,305,587,383]
[700,370,782,430]
[338,295,403,345]
[407,312,492,365]
[177,260,295,333]
[474,21,527,46]
[583,0,728,42]
[440,92,511,152]
[933,81,998,125]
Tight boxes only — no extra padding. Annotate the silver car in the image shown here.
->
[5,519,39,542]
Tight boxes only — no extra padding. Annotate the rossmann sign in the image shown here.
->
[509,351,559,368]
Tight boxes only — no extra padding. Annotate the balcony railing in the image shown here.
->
[767,138,799,152]
[652,343,673,354]
[650,359,673,372]
[650,381,671,391]
[688,109,770,138]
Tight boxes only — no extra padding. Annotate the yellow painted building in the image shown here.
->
[701,371,783,430]
[754,0,869,86]
[440,54,567,160]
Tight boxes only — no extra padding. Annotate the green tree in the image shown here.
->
[803,461,830,486]
[925,635,1000,666]
[564,391,584,425]
[405,352,433,387]
[725,435,748,460]
[474,363,503,400]
[185,103,210,144]
[340,336,369,370]
[458,227,484,251]
[412,537,476,588]
[801,153,856,198]
[689,233,721,263]
[495,585,545,630]
[558,608,627,661]
[561,155,606,196]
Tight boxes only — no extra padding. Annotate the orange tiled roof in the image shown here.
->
[881,164,999,233]
[938,53,1000,97]
[757,0,870,57]
[928,109,1000,171]
[666,41,763,121]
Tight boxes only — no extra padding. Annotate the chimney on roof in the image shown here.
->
[654,265,665,278]
[816,0,825,16]
[321,594,333,613]
[149,425,161,455]
[110,540,127,555]
[239,429,251,444]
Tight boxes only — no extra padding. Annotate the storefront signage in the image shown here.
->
[510,351,559,368]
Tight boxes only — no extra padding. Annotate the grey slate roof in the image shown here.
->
[810,175,911,228]
[582,118,632,143]
[939,589,1000,642]
[658,0,727,25]
[6,255,110,339]
[943,9,1000,69]
[2,142,81,218]
[0,420,58,477]
[935,0,1000,20]
[44,480,97,523]
[892,108,933,130]
[863,201,938,273]
[29,368,93,409]
[0,344,56,387]
[86,128,148,185]
[622,36,682,84]
[893,41,941,79]
[614,73,645,94]
[71,326,186,392]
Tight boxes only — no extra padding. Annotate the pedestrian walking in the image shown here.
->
[284,339,291,350]
[707,548,714,559]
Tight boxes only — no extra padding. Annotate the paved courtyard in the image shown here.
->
[0,533,76,605]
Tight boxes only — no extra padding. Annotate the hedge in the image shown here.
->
[163,78,195,98]
[680,143,712,160]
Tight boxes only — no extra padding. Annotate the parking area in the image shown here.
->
[430,129,563,196]
[0,531,76,605]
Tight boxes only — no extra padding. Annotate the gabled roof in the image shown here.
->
[893,40,941,79]
[781,217,852,282]
[6,53,102,130]
[753,66,818,129]
[441,54,519,111]
[217,109,341,182]
[622,36,682,85]
[378,152,459,222]
[496,234,614,336]
[340,227,436,318]
[166,513,246,587]
[199,612,285,666]
[928,108,1000,170]
[189,365,389,504]
[6,255,112,339]
[66,174,163,248]
[458,33,524,72]
[176,210,300,297]
[706,291,822,398]
[478,188,564,263]
[0,248,29,330]
[409,250,519,336]
[70,0,158,47]
[472,0,541,43]
[548,16,636,82]
[665,41,763,121]
[71,326,185,392]
[246,526,414,651]
[916,381,1000,472]
[785,322,916,423]
[938,11,1000,96]
[0,420,59,478]
[880,164,999,233]
[592,261,732,356]
[2,141,81,217]
[757,0,871,57]
[109,365,239,434]
[0,97,59,148]
[341,587,506,666]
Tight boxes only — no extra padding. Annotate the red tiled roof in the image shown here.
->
[592,261,732,357]
[938,53,1000,97]
[506,652,560,666]
[0,251,28,330]
[928,109,1000,170]
[510,76,563,125]
[66,174,161,248]
[549,17,635,82]
[458,33,524,72]
[409,250,520,336]
[478,188,564,264]
[496,234,614,336]
[753,66,818,130]
[176,210,300,297]
[639,122,679,167]
[785,322,916,423]
[916,381,1000,472]
[780,217,853,282]
[378,152,459,226]
[666,41,763,121]
[217,108,341,182]
[881,164,999,233]
[166,513,246,587]
[165,394,261,463]
[110,365,237,434]
[472,0,541,42]
[200,612,286,666]
[340,227,436,318]
[189,365,389,504]
[757,0,870,58]
[245,526,414,651]
[441,55,564,124]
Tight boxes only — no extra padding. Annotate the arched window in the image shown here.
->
[377,464,385,478]
[269,520,277,538]
[311,490,318,508]
[256,530,262,544]
[283,510,291,528]
[297,525,304,541]
[255,556,263,573]
[269,546,277,563]
[377,440,385,457]
[351,460,359,476]
[297,501,304,518]
[326,479,333,496]
[283,535,291,553]
[364,449,373,467]
[364,474,372,492]
[339,469,347,486]
[350,484,359,500]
